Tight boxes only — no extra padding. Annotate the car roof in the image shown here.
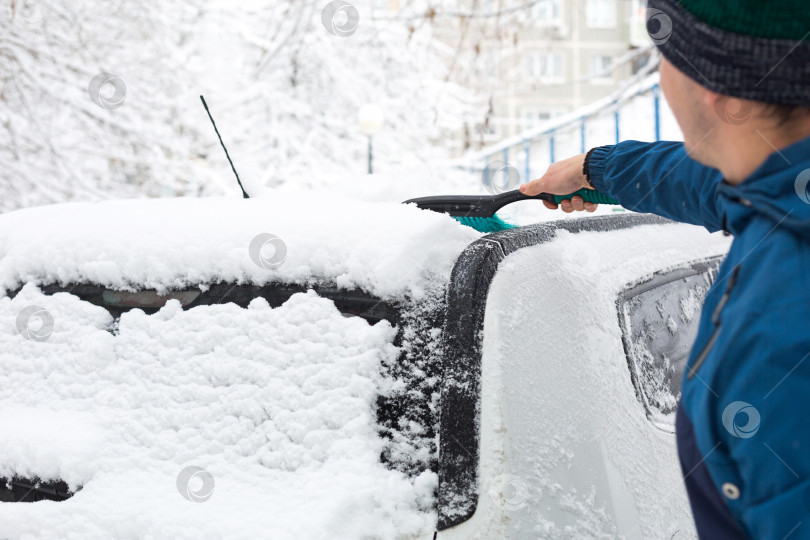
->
[0,195,481,300]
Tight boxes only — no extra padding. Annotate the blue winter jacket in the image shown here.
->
[588,137,810,539]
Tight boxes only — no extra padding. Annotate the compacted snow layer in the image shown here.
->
[0,195,481,300]
[0,286,436,539]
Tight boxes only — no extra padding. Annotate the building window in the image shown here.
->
[533,0,562,27]
[629,0,653,46]
[475,120,498,139]
[590,54,613,79]
[522,110,552,130]
[586,0,616,28]
[632,49,651,74]
[526,53,564,81]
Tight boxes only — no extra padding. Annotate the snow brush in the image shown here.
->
[403,188,619,233]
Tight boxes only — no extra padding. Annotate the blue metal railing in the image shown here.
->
[471,76,663,187]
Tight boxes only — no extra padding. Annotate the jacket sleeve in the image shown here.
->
[587,141,725,232]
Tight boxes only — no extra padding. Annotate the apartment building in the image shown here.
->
[477,0,651,145]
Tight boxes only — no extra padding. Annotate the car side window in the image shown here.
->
[618,259,721,429]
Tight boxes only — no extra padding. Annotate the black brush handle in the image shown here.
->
[403,190,554,217]
[403,188,618,217]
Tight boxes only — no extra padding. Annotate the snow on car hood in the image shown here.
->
[0,285,436,539]
[0,194,481,299]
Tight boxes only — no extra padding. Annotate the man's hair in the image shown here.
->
[761,104,810,127]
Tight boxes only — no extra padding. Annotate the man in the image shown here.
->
[520,1,810,538]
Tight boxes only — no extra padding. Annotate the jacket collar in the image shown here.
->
[716,134,810,240]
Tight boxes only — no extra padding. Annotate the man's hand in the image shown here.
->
[519,153,598,213]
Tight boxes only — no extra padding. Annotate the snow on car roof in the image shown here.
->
[0,194,481,300]
[0,286,436,538]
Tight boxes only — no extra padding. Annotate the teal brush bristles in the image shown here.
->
[454,215,515,232]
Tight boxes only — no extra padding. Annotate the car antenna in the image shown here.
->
[200,95,250,199]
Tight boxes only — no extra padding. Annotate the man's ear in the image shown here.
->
[711,93,754,126]
[703,90,719,108]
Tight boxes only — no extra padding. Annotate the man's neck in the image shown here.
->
[718,122,810,185]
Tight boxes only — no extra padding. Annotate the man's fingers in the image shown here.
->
[519,177,546,196]
[543,198,598,212]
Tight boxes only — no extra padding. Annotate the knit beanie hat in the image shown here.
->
[646,0,810,106]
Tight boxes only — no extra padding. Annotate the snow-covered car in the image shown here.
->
[0,195,730,539]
